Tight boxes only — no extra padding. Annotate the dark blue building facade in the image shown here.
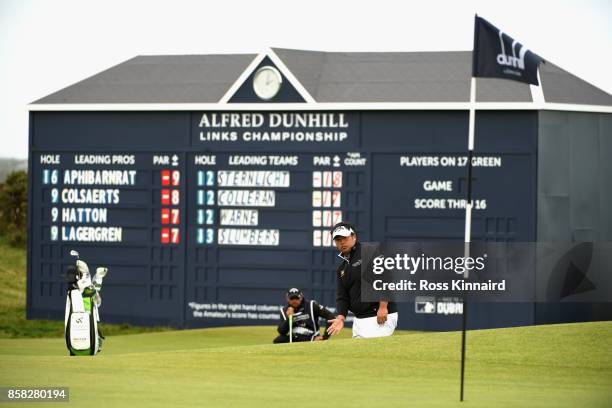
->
[27,50,612,330]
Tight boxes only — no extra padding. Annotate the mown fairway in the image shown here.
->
[1,322,610,407]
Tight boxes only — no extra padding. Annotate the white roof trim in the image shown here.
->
[217,47,315,104]
[27,102,612,113]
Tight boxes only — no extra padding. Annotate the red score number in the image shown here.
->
[161,189,180,205]
[161,170,180,186]
[160,227,180,244]
[161,208,180,225]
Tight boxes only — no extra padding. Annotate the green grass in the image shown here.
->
[0,322,610,407]
[0,237,171,338]
[1,239,611,406]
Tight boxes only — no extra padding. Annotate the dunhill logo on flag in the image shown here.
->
[472,15,544,85]
[496,31,528,71]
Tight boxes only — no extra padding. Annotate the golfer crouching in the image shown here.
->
[273,288,336,343]
[326,222,398,338]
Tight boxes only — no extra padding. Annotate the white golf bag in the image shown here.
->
[64,250,108,356]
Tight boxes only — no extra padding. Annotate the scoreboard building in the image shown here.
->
[27,48,612,330]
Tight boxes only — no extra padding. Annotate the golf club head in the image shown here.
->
[69,250,80,259]
[76,260,89,275]
[95,267,108,278]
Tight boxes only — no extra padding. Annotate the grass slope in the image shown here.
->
[1,240,611,406]
[0,322,610,408]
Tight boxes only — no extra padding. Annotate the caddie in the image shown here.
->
[273,288,336,343]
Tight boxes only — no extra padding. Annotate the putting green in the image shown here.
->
[0,322,610,407]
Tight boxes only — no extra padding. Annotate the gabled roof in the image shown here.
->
[34,54,256,104]
[31,48,612,108]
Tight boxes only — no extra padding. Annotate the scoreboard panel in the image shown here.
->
[28,110,537,330]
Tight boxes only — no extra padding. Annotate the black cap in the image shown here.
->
[286,287,303,299]
[331,222,356,239]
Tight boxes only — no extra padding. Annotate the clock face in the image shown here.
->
[253,66,282,100]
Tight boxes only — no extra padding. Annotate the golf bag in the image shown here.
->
[64,251,108,356]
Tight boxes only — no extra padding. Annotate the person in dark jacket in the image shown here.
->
[273,288,336,343]
[326,222,398,338]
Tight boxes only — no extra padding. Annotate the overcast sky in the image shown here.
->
[1,0,610,159]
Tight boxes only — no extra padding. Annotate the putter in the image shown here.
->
[289,314,293,344]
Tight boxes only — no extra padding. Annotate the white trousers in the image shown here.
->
[352,312,398,338]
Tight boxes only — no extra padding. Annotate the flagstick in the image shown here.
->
[460,76,476,402]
